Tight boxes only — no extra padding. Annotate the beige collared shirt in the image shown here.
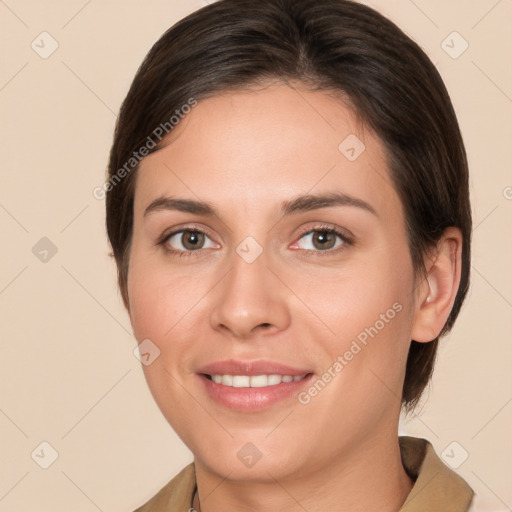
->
[133,436,474,511]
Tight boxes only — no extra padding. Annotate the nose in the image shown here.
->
[209,246,291,340]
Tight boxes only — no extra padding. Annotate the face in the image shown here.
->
[127,82,419,481]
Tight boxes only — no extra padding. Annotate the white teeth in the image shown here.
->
[232,375,250,388]
[221,375,233,386]
[209,374,306,387]
[250,375,268,387]
[267,374,283,386]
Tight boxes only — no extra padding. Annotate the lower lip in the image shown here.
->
[199,374,314,411]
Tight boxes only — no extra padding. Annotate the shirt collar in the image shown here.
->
[134,436,474,511]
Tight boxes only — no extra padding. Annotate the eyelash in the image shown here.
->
[157,223,353,259]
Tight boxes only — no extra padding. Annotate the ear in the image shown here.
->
[411,227,463,343]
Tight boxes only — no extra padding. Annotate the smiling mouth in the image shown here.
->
[204,373,311,387]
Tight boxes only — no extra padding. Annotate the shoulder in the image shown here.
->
[132,462,196,512]
[399,436,474,512]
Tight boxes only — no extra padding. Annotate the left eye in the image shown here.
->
[294,229,346,251]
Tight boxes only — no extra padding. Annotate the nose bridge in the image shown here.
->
[209,238,290,338]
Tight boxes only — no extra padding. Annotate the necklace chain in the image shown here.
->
[193,489,201,512]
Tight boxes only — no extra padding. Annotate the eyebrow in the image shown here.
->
[143,192,377,218]
[144,197,218,217]
[282,192,377,217]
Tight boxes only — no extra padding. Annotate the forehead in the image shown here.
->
[135,83,402,221]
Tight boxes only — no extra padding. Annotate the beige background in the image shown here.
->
[0,0,511,510]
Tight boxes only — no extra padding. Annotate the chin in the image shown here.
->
[196,447,304,483]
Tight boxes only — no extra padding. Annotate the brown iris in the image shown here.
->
[311,230,337,250]
[181,231,205,250]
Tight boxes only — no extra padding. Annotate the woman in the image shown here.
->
[105,0,474,510]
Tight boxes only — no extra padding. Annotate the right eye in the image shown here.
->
[162,229,220,255]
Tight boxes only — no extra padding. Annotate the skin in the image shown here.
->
[127,81,462,512]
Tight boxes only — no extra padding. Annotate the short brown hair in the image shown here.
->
[106,0,471,410]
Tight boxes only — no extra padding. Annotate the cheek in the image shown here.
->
[298,246,413,345]
[293,241,415,398]
[126,254,205,424]
[128,272,168,343]
[128,254,203,342]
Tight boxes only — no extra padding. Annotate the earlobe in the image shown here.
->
[411,227,463,343]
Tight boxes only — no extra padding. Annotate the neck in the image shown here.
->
[192,433,414,512]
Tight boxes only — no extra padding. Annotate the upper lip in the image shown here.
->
[197,359,312,377]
